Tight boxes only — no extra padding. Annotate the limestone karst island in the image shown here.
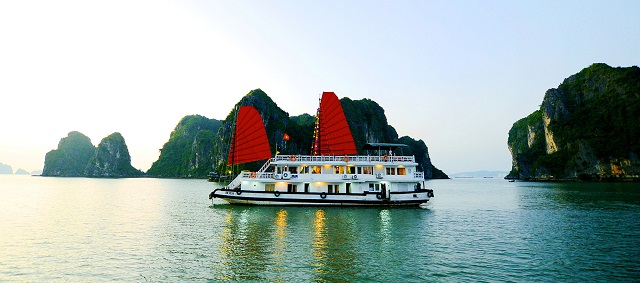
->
[40,64,639,182]
[507,63,640,181]
[41,90,448,179]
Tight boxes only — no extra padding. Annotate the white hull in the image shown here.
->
[211,188,433,206]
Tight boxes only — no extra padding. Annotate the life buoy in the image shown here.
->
[236,190,242,195]
[343,155,349,162]
[274,191,281,197]
[376,193,382,199]
[250,172,257,178]
[382,155,389,162]
[289,155,297,162]
[320,192,327,199]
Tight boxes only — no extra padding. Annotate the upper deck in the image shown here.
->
[270,154,417,165]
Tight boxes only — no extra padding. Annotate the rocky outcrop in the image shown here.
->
[43,131,141,178]
[85,132,142,177]
[149,88,448,179]
[507,63,640,181]
[43,131,96,176]
[147,115,222,178]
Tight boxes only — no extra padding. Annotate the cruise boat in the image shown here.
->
[208,92,434,206]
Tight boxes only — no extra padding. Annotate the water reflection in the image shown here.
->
[310,208,361,283]
[312,209,327,272]
[215,207,275,282]
[210,206,372,282]
[273,209,287,274]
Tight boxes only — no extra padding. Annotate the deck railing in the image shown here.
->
[271,154,415,163]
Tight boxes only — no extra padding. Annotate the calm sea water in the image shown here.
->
[1,175,639,282]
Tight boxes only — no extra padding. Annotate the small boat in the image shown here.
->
[208,92,434,206]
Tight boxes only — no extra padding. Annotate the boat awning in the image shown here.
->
[361,143,409,151]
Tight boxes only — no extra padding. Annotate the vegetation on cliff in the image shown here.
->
[146,115,222,178]
[43,131,141,177]
[43,131,96,176]
[507,63,640,181]
[85,133,142,177]
[152,89,447,179]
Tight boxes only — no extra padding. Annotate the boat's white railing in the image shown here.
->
[272,154,415,163]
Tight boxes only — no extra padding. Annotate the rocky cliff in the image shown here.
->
[146,115,222,177]
[43,131,141,177]
[43,131,96,176]
[85,132,142,177]
[507,63,640,181]
[151,89,448,179]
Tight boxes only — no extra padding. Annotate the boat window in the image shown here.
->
[311,166,321,174]
[346,183,351,193]
[346,166,356,174]
[398,168,406,175]
[375,184,380,191]
[328,184,334,193]
[266,184,275,192]
[304,183,310,192]
[289,167,298,174]
[386,168,396,175]
[368,183,374,191]
[300,165,309,174]
[356,167,363,174]
[287,184,297,192]
[363,166,373,175]
[333,166,344,174]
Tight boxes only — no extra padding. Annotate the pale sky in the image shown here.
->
[1,0,638,174]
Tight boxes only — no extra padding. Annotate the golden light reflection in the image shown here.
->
[273,210,288,273]
[312,209,327,272]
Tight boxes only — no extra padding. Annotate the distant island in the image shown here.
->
[0,162,42,175]
[0,162,12,174]
[43,89,448,179]
[507,63,640,181]
[42,132,142,177]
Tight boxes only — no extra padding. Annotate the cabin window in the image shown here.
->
[398,168,406,175]
[333,166,344,174]
[289,167,298,174]
[356,167,362,174]
[386,168,396,175]
[304,183,310,192]
[266,184,275,192]
[363,166,373,175]
[346,166,356,174]
[300,165,309,174]
[369,183,374,191]
[346,183,351,194]
[311,166,321,174]
[328,185,334,193]
[287,184,297,193]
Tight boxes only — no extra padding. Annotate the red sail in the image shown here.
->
[228,106,272,165]
[316,92,357,155]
